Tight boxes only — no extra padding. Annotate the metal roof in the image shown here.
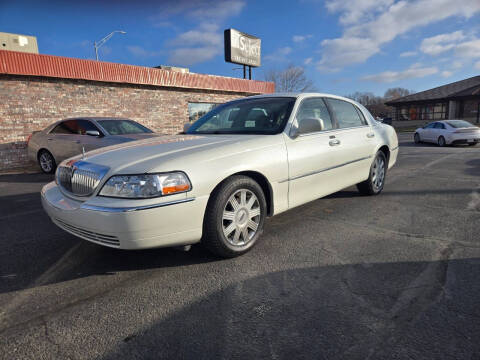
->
[0,50,274,94]
[385,75,480,105]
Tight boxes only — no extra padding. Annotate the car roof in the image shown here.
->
[247,92,357,102]
[62,117,133,121]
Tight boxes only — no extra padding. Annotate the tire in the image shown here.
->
[38,150,56,174]
[468,143,477,146]
[202,175,267,258]
[438,136,446,147]
[414,133,421,144]
[356,151,387,196]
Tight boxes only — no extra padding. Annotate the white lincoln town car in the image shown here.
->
[42,93,398,257]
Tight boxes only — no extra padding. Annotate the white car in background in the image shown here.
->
[414,120,480,147]
[41,93,398,258]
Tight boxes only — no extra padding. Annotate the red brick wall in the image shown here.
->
[0,74,254,171]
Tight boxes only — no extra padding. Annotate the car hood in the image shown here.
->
[69,134,266,174]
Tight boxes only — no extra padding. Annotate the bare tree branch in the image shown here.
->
[264,64,316,92]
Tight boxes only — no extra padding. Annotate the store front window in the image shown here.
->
[397,102,447,121]
[461,100,480,123]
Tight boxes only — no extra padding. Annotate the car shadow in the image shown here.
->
[97,259,480,359]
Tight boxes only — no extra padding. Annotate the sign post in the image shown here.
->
[224,29,261,80]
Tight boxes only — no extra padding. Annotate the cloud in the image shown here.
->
[318,0,480,70]
[475,61,480,70]
[292,34,312,43]
[264,47,292,61]
[169,23,222,47]
[400,51,417,57]
[188,0,245,19]
[160,1,245,66]
[420,31,465,55]
[151,0,245,24]
[169,47,220,66]
[304,57,313,65]
[127,45,161,58]
[325,0,394,25]
[441,70,453,78]
[455,39,480,58]
[362,64,438,83]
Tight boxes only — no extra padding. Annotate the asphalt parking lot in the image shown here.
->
[0,132,479,359]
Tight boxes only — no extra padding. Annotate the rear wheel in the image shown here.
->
[438,136,446,147]
[38,150,56,174]
[202,176,266,258]
[414,133,421,144]
[357,151,387,196]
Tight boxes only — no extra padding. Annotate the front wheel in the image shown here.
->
[357,151,387,196]
[202,176,267,258]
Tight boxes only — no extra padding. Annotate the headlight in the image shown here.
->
[99,172,191,198]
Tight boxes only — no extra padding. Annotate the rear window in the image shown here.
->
[97,120,153,135]
[445,120,476,128]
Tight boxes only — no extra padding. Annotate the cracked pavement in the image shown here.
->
[0,133,479,359]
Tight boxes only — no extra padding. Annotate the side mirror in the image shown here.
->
[85,130,101,137]
[290,118,324,138]
[183,122,192,133]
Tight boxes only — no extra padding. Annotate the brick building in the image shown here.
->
[385,76,480,124]
[0,50,274,171]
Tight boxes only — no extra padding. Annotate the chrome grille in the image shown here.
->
[56,161,109,197]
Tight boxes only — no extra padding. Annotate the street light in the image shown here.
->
[94,30,126,61]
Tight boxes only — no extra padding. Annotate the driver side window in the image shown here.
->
[296,98,333,134]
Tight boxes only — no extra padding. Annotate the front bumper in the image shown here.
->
[41,182,208,249]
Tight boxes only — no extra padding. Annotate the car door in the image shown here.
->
[432,122,445,143]
[284,97,347,208]
[47,120,83,162]
[323,98,377,186]
[75,120,106,152]
[421,122,436,142]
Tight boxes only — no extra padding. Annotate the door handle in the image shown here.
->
[75,140,81,144]
[367,133,375,138]
[47,138,53,141]
[329,139,341,146]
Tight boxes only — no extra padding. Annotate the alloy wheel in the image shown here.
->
[39,152,53,173]
[371,156,385,191]
[222,189,261,246]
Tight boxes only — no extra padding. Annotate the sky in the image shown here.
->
[1,0,480,96]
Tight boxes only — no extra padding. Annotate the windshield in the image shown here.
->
[98,120,153,135]
[445,120,476,128]
[186,97,296,135]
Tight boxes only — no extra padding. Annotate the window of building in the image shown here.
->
[397,103,447,121]
[188,103,219,123]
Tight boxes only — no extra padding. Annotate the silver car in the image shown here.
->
[28,117,157,173]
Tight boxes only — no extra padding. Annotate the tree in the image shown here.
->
[384,87,413,100]
[345,91,383,106]
[344,88,417,118]
[264,64,316,92]
[345,91,390,118]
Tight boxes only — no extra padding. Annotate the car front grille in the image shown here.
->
[55,218,120,247]
[56,161,109,197]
